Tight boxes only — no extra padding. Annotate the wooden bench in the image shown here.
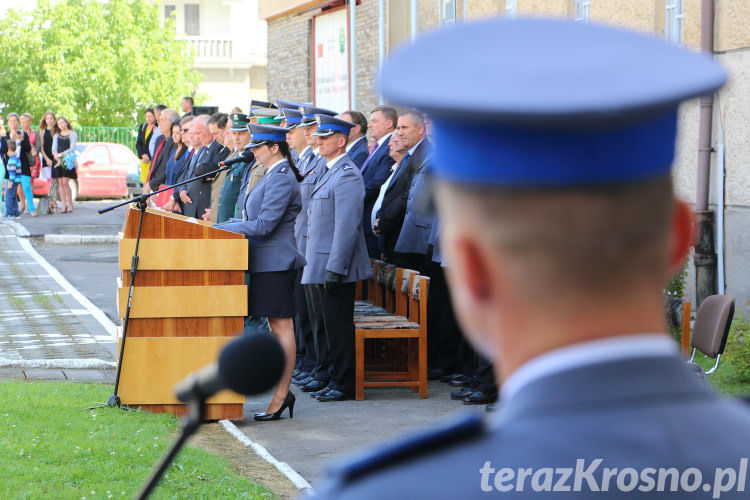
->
[354,266,429,400]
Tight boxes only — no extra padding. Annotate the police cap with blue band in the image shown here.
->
[312,114,355,137]
[280,108,303,128]
[299,105,337,127]
[246,124,289,148]
[250,99,278,111]
[378,17,727,186]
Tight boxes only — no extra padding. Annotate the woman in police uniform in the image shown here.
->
[218,124,306,421]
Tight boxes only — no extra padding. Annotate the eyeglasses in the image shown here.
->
[181,128,190,133]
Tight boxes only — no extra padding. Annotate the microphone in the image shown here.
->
[219,150,254,167]
[174,330,284,403]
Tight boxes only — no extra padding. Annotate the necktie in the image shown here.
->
[360,141,380,172]
[147,138,166,181]
[392,152,411,183]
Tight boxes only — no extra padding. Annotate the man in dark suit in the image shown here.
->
[340,110,368,168]
[182,113,230,219]
[359,106,397,257]
[145,108,179,194]
[374,110,430,269]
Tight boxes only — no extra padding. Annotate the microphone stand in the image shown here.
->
[136,397,206,499]
[87,164,232,410]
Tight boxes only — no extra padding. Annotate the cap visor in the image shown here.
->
[244,140,270,149]
[312,129,335,137]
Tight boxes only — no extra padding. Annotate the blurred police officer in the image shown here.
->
[310,17,750,498]
[301,114,373,402]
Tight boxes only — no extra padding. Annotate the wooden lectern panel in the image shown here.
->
[117,207,249,420]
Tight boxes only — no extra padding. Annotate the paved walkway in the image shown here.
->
[0,219,116,382]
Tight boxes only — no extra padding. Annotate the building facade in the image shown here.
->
[165,0,268,112]
[260,0,749,312]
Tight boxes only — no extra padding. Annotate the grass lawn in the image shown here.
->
[0,381,275,500]
[690,315,750,397]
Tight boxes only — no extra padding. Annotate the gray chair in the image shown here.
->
[687,294,735,378]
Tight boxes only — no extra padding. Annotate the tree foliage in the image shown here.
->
[0,0,202,127]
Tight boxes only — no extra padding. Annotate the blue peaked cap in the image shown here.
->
[279,108,302,127]
[312,114,354,137]
[299,105,337,126]
[246,124,289,148]
[379,18,727,186]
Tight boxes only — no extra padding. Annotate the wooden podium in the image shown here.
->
[116,207,248,420]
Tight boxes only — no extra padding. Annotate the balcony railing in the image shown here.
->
[182,37,233,62]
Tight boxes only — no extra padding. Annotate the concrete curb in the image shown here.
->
[0,358,116,369]
[44,234,119,244]
[2,220,31,237]
[220,420,314,495]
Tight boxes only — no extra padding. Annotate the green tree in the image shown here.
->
[0,0,202,127]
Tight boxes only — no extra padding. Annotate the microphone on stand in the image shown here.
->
[218,149,254,168]
[175,331,284,402]
[137,329,285,500]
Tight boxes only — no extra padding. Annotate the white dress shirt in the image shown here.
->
[370,160,400,232]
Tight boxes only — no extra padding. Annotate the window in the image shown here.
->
[575,0,590,22]
[185,4,200,36]
[439,0,456,28]
[505,0,516,19]
[85,146,110,165]
[164,4,175,20]
[111,145,135,165]
[665,0,683,45]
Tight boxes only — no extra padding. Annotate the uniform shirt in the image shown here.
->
[326,153,347,170]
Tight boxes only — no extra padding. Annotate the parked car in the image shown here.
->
[32,142,141,200]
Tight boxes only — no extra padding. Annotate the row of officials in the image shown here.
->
[141,100,497,416]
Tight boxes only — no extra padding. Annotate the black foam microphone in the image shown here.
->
[219,149,254,167]
[174,331,284,403]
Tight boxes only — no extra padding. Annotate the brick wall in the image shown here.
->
[267,11,316,104]
[266,0,384,117]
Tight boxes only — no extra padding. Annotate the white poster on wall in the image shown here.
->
[314,8,349,112]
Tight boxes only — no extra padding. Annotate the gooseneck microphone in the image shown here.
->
[175,331,285,402]
[219,149,254,167]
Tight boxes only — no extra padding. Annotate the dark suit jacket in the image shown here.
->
[346,136,369,168]
[135,123,155,159]
[147,136,174,191]
[2,131,32,176]
[183,140,229,218]
[376,139,430,236]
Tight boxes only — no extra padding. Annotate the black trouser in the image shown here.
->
[312,282,356,394]
[294,270,317,372]
[305,283,331,383]
[426,261,461,372]
[475,354,498,395]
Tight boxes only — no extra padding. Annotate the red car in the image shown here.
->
[32,142,140,200]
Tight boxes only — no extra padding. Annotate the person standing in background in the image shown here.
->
[136,108,156,185]
[181,97,194,118]
[38,112,60,213]
[52,116,78,214]
[6,113,35,217]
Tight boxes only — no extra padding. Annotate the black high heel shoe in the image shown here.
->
[254,392,295,421]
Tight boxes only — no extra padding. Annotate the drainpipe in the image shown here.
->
[379,0,385,104]
[694,0,717,307]
[349,0,356,110]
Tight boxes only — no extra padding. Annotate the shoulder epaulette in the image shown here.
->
[332,413,485,484]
